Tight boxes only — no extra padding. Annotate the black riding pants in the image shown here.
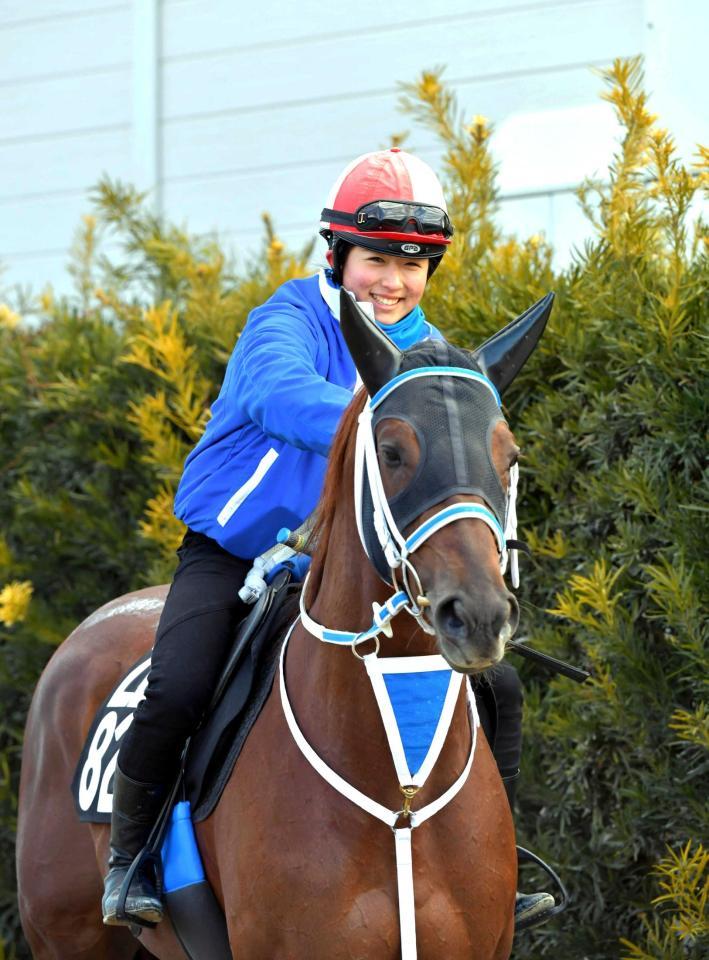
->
[118,530,523,790]
[118,530,251,784]
[483,662,523,808]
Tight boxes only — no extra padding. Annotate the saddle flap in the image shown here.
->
[186,574,300,821]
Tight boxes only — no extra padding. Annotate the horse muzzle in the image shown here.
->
[432,589,519,673]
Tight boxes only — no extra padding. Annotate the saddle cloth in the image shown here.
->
[71,572,300,824]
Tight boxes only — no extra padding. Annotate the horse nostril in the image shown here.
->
[435,592,520,647]
[507,594,520,633]
[489,599,511,638]
[491,595,519,640]
[435,597,470,639]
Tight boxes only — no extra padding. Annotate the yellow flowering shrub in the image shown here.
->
[0,581,33,627]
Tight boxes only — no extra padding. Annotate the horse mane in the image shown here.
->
[306,387,368,601]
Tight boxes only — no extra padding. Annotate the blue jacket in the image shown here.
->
[174,271,443,558]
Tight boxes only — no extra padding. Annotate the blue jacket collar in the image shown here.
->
[318,269,429,351]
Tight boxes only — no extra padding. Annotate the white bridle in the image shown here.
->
[284,367,524,959]
[300,366,521,652]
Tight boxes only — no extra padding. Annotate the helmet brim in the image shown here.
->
[322,228,448,260]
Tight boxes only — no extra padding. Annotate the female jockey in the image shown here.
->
[101,148,554,931]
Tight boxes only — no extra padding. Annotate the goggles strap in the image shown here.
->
[322,203,452,238]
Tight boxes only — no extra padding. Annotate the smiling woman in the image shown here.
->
[320,148,453,291]
[341,246,429,325]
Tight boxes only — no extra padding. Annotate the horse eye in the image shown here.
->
[379,444,402,468]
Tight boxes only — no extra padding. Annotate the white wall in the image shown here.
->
[0,2,133,291]
[0,0,705,296]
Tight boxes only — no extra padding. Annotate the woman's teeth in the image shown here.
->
[372,294,399,306]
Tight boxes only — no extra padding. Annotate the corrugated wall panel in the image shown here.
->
[1,251,72,293]
[5,0,704,295]
[161,64,603,183]
[0,70,130,143]
[1,192,101,256]
[0,1,122,26]
[160,1,643,119]
[0,3,132,294]
[160,157,337,239]
[161,0,510,53]
[0,5,130,83]
[0,129,131,202]
[158,0,644,265]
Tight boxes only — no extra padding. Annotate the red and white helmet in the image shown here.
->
[320,148,453,283]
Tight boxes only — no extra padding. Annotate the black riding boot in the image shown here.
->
[101,764,167,927]
[504,775,556,931]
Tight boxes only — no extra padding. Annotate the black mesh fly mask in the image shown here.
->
[354,340,520,606]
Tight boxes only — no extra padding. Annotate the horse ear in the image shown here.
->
[472,292,554,394]
[339,288,402,396]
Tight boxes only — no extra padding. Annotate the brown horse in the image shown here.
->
[17,292,552,959]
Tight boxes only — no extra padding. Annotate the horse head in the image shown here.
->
[339,289,553,673]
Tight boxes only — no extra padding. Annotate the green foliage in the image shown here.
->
[402,56,708,958]
[0,199,313,955]
[620,841,708,958]
[1,56,707,958]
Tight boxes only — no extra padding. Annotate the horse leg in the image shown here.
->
[16,641,168,959]
[17,777,143,959]
[19,808,184,960]
[16,658,134,959]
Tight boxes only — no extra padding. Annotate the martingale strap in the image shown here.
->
[279,620,479,960]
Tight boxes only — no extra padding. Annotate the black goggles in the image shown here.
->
[322,200,454,239]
